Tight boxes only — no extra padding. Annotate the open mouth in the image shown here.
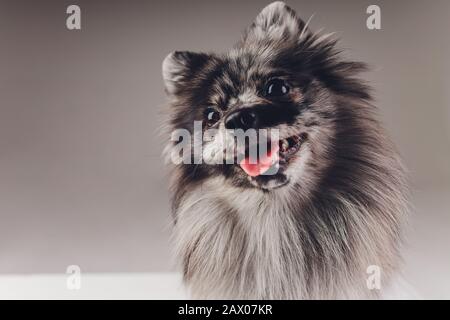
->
[278,135,303,163]
[238,133,306,177]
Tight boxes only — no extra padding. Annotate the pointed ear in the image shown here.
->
[245,1,307,41]
[162,51,210,96]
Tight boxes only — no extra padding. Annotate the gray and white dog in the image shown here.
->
[162,2,409,299]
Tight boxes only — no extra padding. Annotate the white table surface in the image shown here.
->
[0,273,187,300]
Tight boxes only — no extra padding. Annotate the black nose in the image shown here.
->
[225,109,258,130]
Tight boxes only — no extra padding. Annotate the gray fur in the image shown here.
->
[162,2,409,299]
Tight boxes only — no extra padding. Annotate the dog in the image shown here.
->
[161,2,409,299]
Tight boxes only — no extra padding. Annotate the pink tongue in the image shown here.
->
[239,144,279,177]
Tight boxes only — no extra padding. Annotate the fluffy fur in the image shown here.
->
[162,2,409,299]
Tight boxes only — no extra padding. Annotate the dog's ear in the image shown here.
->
[245,1,307,41]
[162,51,210,96]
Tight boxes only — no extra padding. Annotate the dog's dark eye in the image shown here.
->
[204,107,221,126]
[265,79,289,97]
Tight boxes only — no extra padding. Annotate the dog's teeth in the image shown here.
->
[281,139,289,151]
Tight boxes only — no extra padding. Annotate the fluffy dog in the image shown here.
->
[162,2,409,299]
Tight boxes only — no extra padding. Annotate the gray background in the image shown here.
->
[1,0,449,298]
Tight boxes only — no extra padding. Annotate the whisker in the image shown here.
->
[299,13,315,39]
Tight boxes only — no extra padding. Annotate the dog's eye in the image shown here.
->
[204,107,221,126]
[265,79,289,97]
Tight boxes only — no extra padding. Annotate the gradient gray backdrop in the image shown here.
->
[1,0,450,297]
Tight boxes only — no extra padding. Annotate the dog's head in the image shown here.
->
[162,2,370,191]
